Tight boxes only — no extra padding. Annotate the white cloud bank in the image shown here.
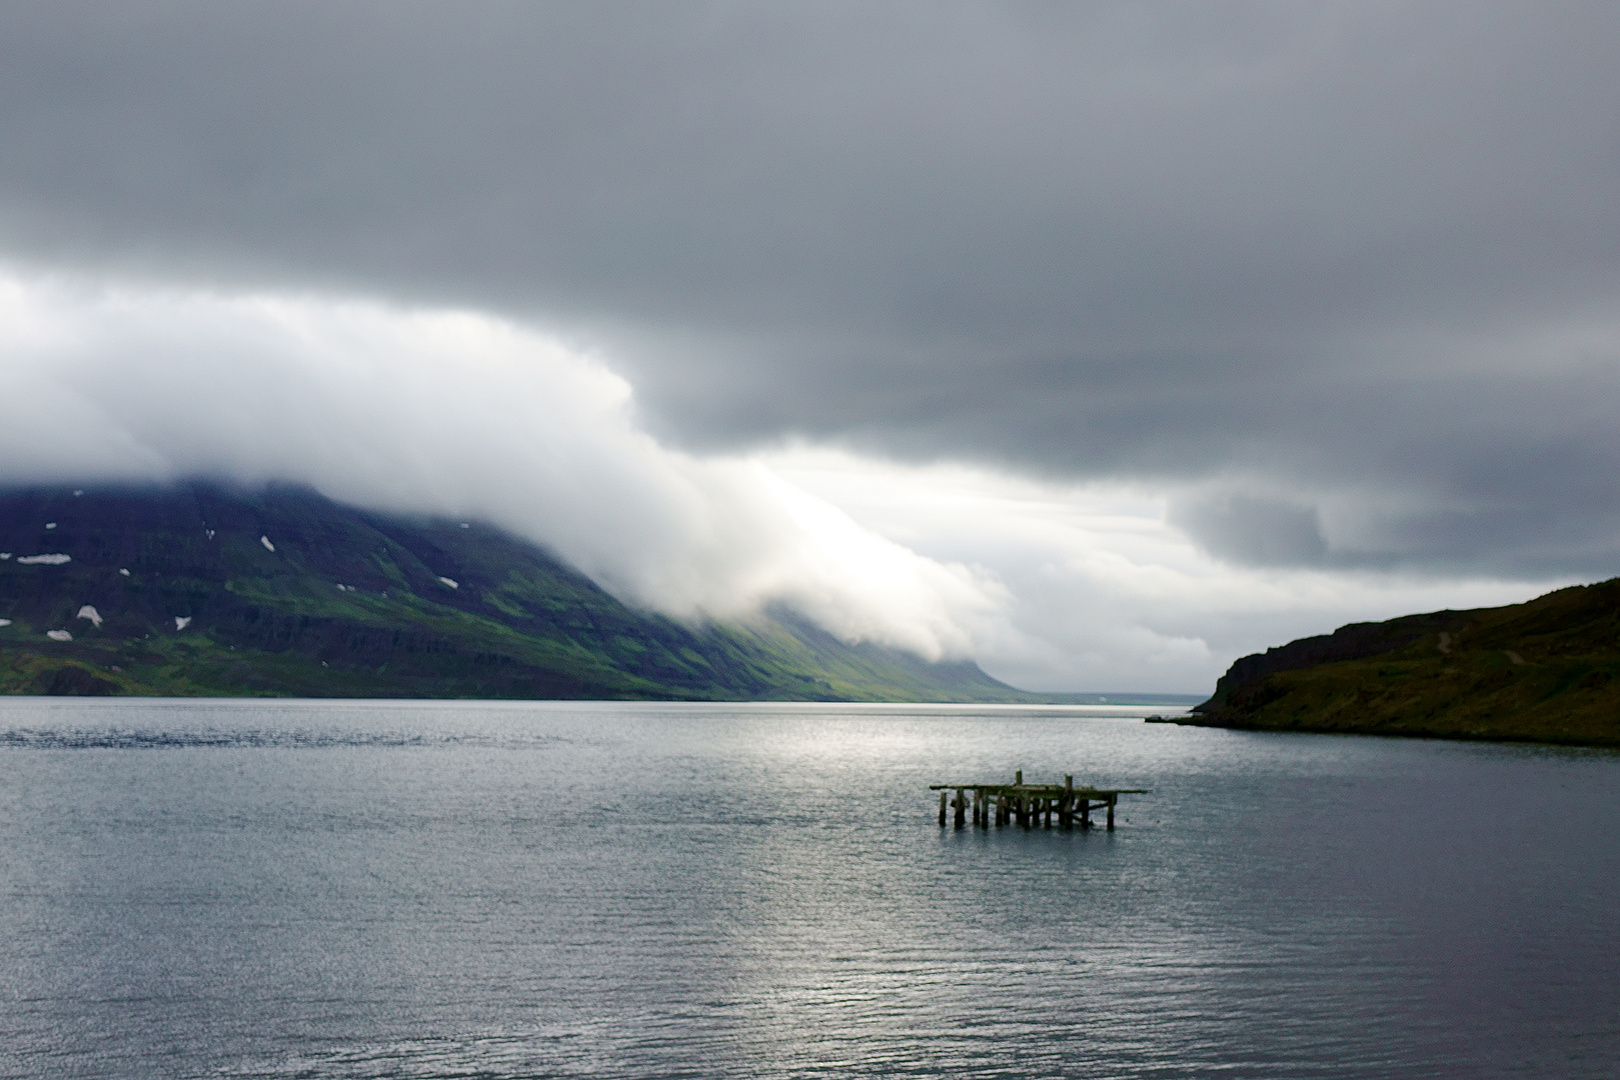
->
[0,268,1001,662]
[762,451,1563,690]
[0,268,1564,690]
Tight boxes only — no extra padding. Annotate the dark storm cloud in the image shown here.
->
[2,1,1618,577]
[1169,494,1330,569]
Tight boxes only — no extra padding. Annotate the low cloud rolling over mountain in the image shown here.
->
[0,3,1615,689]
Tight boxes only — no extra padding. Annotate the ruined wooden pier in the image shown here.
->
[930,771,1147,831]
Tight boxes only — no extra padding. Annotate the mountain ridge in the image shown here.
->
[0,481,1039,702]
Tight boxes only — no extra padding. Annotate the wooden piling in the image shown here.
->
[939,790,948,826]
[1106,794,1116,831]
[954,787,966,830]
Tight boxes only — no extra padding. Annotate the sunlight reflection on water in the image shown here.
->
[0,698,1615,1078]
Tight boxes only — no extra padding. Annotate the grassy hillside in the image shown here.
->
[0,481,1032,701]
[1186,579,1620,746]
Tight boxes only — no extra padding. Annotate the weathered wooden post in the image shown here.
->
[1060,775,1074,830]
[1079,798,1091,829]
[1015,769,1022,785]
[954,787,966,830]
[939,790,948,826]
[1106,794,1116,831]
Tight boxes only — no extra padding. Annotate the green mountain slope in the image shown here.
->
[0,482,1031,701]
[1184,579,1620,746]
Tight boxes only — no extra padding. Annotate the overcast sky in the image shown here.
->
[1,2,1615,691]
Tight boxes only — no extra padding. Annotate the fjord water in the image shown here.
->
[1,701,1616,1079]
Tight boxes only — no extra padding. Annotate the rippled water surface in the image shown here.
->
[1,698,1616,1079]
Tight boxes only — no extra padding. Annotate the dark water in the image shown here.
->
[1,700,1616,1079]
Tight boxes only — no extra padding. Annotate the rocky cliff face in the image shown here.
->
[1195,611,1472,714]
[1185,580,1620,747]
